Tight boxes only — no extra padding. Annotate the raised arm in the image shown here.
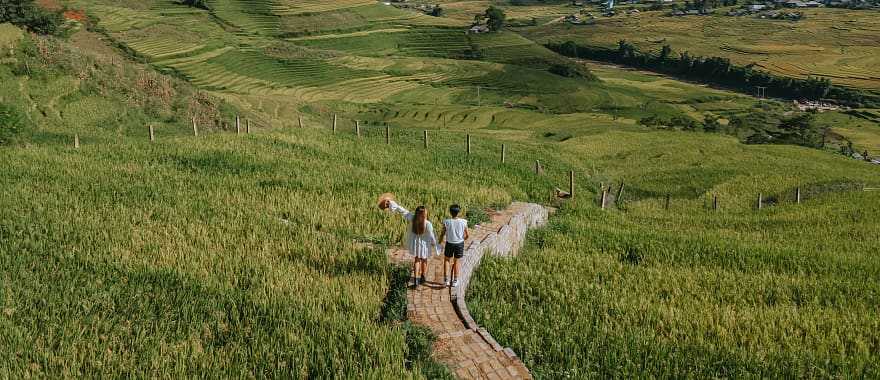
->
[387,200,413,221]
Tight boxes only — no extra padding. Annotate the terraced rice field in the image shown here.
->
[523,7,880,90]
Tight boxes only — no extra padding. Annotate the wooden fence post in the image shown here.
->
[616,183,625,205]
[192,117,198,137]
[569,171,575,199]
[356,120,361,138]
[149,124,155,142]
[501,144,506,163]
[74,134,80,149]
[713,194,719,211]
[466,134,471,155]
[796,187,801,204]
[665,193,671,210]
[385,126,390,144]
[235,116,241,135]
[299,116,304,129]
[757,193,763,210]
[246,119,251,134]
[535,160,542,175]
[332,114,337,134]
[423,130,428,148]
[601,188,608,209]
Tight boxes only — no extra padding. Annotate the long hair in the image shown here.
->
[412,206,427,235]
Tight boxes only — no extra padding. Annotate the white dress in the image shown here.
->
[389,201,441,259]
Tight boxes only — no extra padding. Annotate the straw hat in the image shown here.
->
[377,193,395,209]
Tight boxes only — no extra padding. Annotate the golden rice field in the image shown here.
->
[523,7,880,90]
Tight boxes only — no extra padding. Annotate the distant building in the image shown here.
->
[468,25,489,34]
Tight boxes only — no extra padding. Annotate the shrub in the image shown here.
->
[0,103,30,146]
[465,207,490,228]
[0,0,64,35]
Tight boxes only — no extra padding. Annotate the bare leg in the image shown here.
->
[412,259,419,285]
[452,258,459,280]
[420,259,428,281]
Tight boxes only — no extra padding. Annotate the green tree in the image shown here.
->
[484,6,506,32]
[0,0,63,35]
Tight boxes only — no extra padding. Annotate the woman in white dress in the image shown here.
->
[380,198,441,287]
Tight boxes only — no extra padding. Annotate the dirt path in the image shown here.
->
[388,202,548,379]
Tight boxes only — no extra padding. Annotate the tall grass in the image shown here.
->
[0,125,560,377]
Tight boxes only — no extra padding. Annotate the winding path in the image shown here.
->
[388,202,548,379]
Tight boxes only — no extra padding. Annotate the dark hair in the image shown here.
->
[412,206,427,235]
[449,204,461,217]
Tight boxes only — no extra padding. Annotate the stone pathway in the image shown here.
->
[388,202,549,380]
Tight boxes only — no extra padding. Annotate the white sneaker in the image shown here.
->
[444,278,451,287]
[452,279,459,288]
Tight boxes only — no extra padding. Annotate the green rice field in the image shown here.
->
[3,0,880,377]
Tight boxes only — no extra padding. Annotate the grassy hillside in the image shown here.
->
[448,2,880,92]
[468,131,880,378]
[3,0,880,378]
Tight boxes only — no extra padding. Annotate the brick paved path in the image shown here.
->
[388,202,548,379]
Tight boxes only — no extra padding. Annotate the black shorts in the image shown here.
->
[444,242,465,259]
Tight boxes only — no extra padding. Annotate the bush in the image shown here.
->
[0,103,30,146]
[0,0,64,35]
[465,207,490,228]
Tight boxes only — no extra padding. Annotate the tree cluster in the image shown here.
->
[0,0,64,35]
[548,40,880,108]
[175,0,210,10]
